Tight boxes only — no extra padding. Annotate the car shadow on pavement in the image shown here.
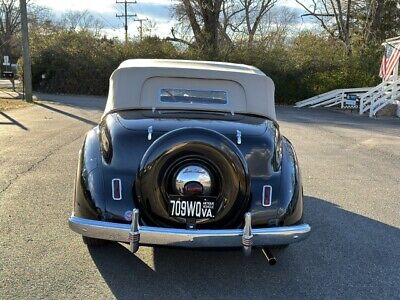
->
[88,196,400,299]
[0,111,28,130]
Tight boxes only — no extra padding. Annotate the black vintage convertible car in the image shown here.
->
[68,59,310,262]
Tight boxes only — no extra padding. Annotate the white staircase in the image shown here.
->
[295,80,400,117]
[359,79,400,117]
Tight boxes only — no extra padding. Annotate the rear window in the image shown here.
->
[160,89,227,105]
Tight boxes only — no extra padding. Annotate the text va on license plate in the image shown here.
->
[169,198,215,218]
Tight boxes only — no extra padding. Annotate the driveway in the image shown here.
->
[0,96,399,299]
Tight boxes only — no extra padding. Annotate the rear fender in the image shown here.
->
[73,127,106,220]
[276,138,304,225]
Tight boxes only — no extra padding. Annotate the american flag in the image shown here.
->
[380,44,400,80]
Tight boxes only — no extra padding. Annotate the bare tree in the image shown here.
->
[0,0,58,62]
[218,0,278,46]
[295,0,353,55]
[60,10,103,35]
[169,0,278,54]
[168,1,224,57]
[219,0,244,44]
[240,0,277,46]
[256,6,297,49]
[188,0,223,57]
[355,0,396,46]
[0,0,21,59]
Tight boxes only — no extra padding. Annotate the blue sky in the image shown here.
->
[34,0,311,39]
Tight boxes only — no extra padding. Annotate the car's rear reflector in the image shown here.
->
[262,185,272,207]
[112,178,122,200]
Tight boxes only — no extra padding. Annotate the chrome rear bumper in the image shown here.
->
[69,209,311,253]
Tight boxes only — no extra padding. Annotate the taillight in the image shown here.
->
[262,185,272,207]
[273,127,282,170]
[112,178,122,200]
[100,123,113,163]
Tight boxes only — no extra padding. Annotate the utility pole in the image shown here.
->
[134,18,148,41]
[116,0,137,44]
[20,0,32,102]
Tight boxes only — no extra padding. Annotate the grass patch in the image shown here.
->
[0,98,32,111]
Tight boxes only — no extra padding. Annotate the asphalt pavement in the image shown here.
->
[0,95,399,299]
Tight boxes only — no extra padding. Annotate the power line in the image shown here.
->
[113,5,126,28]
[114,4,126,21]
[92,11,119,33]
[116,0,137,44]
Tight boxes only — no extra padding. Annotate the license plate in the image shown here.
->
[168,195,217,219]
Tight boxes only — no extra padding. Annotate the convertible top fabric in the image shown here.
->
[104,59,276,121]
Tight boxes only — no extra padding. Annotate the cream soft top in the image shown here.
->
[104,59,276,121]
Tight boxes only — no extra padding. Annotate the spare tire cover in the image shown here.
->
[135,127,250,228]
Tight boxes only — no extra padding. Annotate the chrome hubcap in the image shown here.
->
[174,165,212,195]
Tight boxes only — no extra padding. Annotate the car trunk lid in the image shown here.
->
[115,110,269,137]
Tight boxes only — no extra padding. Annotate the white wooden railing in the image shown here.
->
[295,87,370,108]
[295,81,400,117]
[359,79,400,116]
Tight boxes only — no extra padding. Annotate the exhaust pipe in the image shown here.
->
[262,248,277,265]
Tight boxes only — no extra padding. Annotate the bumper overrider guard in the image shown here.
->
[69,209,311,254]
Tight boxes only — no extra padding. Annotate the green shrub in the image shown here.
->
[29,30,382,104]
